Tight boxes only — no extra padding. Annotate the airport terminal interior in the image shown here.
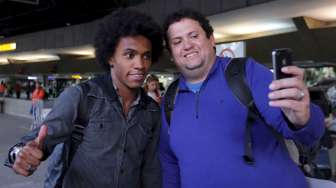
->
[0,0,336,187]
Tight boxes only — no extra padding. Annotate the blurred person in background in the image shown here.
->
[30,81,45,130]
[0,81,6,97]
[14,81,22,99]
[144,74,161,103]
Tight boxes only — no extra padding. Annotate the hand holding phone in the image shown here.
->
[272,48,293,80]
[269,48,310,126]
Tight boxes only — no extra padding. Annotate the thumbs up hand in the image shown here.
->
[12,125,48,176]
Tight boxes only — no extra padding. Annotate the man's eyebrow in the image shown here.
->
[123,48,136,52]
[123,48,151,54]
[170,36,182,40]
[170,31,197,40]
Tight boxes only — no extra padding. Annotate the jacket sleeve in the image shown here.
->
[245,58,325,147]
[19,85,82,158]
[159,99,181,188]
[141,109,162,188]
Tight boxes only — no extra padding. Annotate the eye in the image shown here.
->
[143,53,152,61]
[124,51,135,59]
[190,32,198,39]
[171,39,182,46]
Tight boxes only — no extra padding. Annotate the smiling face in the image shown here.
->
[109,35,152,91]
[167,18,216,83]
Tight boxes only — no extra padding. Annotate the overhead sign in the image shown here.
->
[0,43,16,52]
[216,41,245,58]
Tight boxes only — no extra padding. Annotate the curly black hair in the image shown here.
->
[94,8,164,72]
[163,8,214,50]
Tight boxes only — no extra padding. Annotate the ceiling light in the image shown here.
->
[27,76,38,80]
[10,53,60,63]
[213,32,227,40]
[0,42,16,52]
[217,19,296,35]
[0,57,9,65]
[71,74,82,79]
[60,46,95,58]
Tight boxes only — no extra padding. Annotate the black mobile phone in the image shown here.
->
[272,48,293,80]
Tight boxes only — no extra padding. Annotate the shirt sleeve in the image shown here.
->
[160,98,181,188]
[245,58,325,147]
[20,85,83,158]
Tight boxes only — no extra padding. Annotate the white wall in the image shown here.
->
[3,98,32,119]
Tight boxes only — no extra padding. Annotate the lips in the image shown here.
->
[184,51,198,58]
[128,72,145,81]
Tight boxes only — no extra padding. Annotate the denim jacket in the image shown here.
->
[7,73,162,188]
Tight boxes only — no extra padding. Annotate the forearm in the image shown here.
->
[6,86,82,167]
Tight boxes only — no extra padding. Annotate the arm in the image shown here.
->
[159,102,180,188]
[141,110,162,188]
[246,58,325,146]
[4,85,83,175]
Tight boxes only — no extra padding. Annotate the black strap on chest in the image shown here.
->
[225,58,263,165]
[163,79,179,126]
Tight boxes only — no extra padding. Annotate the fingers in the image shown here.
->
[269,77,304,91]
[268,87,308,101]
[35,125,48,149]
[25,141,44,160]
[13,160,30,176]
[270,66,304,90]
[268,65,311,126]
[12,140,43,177]
[269,65,308,101]
[281,66,304,80]
[269,98,309,111]
[269,98,310,125]
[12,125,47,177]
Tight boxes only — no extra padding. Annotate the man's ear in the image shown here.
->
[210,34,216,48]
[108,58,115,68]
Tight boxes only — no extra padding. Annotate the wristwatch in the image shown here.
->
[8,143,25,165]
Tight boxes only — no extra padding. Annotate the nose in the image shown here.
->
[183,39,193,51]
[133,57,145,69]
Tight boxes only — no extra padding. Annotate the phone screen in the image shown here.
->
[272,48,293,80]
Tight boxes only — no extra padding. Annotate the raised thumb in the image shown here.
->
[35,125,48,149]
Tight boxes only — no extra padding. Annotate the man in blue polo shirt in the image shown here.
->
[160,8,325,188]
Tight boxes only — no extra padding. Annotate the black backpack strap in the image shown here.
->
[225,57,264,165]
[225,58,288,165]
[163,79,179,127]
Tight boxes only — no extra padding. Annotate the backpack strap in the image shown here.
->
[225,58,288,165]
[163,79,179,127]
[225,57,260,165]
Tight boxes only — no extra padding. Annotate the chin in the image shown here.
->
[127,82,143,89]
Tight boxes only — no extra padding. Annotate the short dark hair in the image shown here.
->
[94,8,164,72]
[163,8,214,48]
